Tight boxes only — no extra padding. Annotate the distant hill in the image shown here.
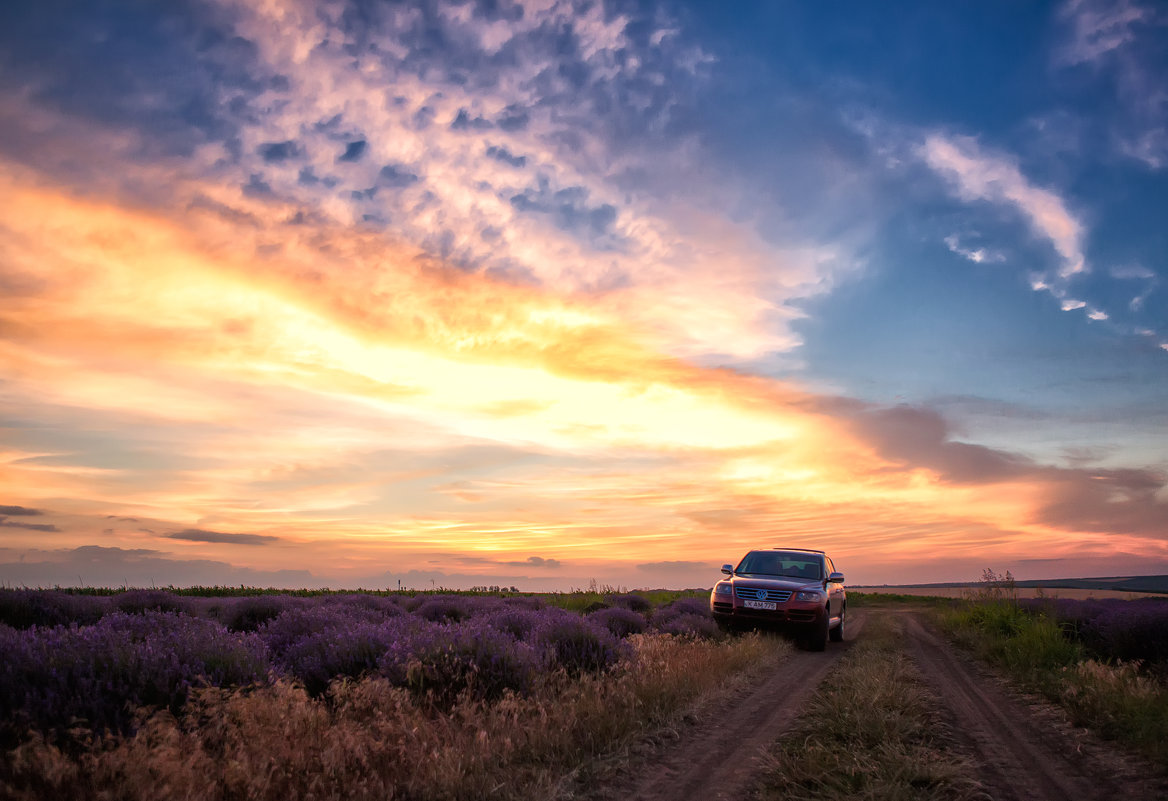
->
[853,575,1168,594]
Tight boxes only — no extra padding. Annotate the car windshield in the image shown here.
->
[736,551,823,579]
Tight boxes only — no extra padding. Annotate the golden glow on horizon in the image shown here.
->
[1,164,1165,585]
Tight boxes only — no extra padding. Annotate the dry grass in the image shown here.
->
[754,614,985,801]
[1,632,787,801]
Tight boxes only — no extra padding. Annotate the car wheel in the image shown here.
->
[829,608,845,642]
[804,613,828,651]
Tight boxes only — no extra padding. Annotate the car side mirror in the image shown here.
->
[828,571,845,584]
[721,564,734,575]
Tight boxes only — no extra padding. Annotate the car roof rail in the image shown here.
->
[770,547,825,554]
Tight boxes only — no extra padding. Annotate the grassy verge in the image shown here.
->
[847,592,955,607]
[754,613,984,801]
[935,600,1168,767]
[4,632,787,801]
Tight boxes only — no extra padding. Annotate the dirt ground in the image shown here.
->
[583,606,1168,801]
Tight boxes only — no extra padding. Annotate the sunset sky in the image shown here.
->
[1,0,1166,590]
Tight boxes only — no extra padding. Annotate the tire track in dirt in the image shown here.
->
[902,611,1168,801]
[609,611,866,801]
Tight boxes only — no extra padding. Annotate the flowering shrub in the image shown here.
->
[111,589,191,616]
[258,604,392,658]
[483,606,544,640]
[656,613,721,639]
[606,593,651,613]
[588,606,647,638]
[653,597,710,621]
[412,595,472,623]
[279,617,418,696]
[218,595,303,632]
[324,593,406,618]
[533,614,625,674]
[502,594,545,611]
[0,590,109,629]
[380,621,538,704]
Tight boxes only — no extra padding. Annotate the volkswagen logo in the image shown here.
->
[754,589,767,600]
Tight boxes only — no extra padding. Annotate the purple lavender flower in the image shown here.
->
[532,614,626,674]
[605,593,651,613]
[0,590,109,629]
[380,619,538,705]
[412,596,472,623]
[111,589,191,616]
[217,595,305,631]
[278,616,421,696]
[587,606,647,638]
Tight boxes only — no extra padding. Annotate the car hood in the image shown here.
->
[731,573,822,590]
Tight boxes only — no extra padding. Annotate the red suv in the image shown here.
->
[709,548,846,650]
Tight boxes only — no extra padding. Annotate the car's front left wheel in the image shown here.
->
[804,612,828,651]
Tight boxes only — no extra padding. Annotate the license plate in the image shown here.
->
[743,599,777,610]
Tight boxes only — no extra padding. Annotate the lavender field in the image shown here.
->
[0,587,784,800]
[0,589,719,746]
[1019,596,1168,667]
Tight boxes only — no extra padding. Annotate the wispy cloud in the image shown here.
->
[166,529,280,546]
[922,134,1086,279]
[1054,0,1167,170]
[943,234,1004,264]
[0,505,43,516]
[1055,0,1152,66]
[918,133,1127,325]
[1,519,59,533]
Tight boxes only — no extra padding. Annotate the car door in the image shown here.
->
[825,556,844,621]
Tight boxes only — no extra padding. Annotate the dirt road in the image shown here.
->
[588,612,866,801]
[589,608,1166,801]
[901,611,1168,801]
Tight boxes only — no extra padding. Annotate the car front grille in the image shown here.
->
[734,587,792,602]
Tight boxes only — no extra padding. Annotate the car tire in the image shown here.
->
[804,613,828,651]
[829,608,845,642]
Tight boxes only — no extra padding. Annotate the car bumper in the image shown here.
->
[710,599,826,626]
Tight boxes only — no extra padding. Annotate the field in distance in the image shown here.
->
[854,573,1168,600]
[855,586,1167,600]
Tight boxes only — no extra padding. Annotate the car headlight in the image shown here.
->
[794,590,824,601]
[714,583,733,595]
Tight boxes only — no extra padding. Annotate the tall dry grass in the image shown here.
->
[2,631,787,801]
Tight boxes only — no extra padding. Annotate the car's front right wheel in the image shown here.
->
[829,608,846,642]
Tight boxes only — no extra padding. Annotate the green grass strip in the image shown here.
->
[755,614,984,801]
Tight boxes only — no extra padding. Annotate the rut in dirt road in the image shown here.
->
[622,612,866,801]
[902,612,1168,801]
